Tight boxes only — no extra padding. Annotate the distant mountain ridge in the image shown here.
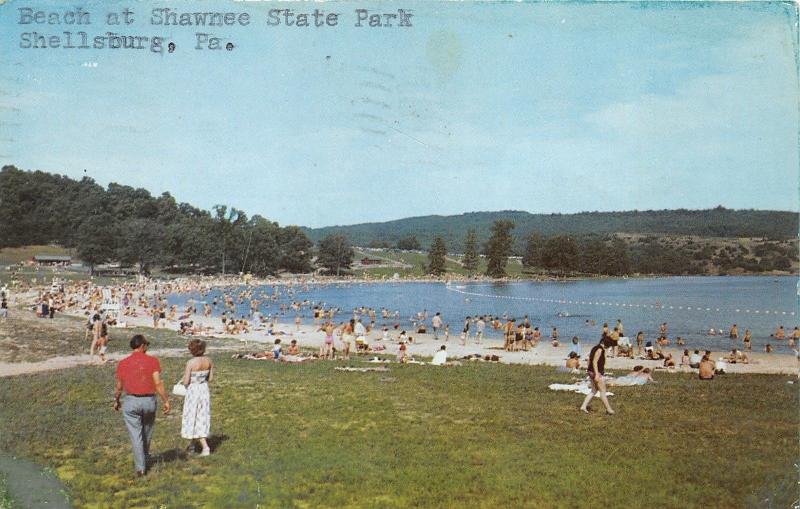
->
[304,208,799,251]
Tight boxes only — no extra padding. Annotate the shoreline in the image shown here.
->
[4,277,798,377]
[3,265,797,290]
[61,302,800,376]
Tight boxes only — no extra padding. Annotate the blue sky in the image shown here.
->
[1,0,798,227]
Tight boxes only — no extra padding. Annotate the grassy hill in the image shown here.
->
[305,208,798,252]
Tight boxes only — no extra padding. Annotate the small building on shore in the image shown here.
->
[32,255,72,266]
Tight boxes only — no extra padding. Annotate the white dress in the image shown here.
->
[181,370,211,439]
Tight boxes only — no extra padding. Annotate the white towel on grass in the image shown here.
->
[548,383,615,397]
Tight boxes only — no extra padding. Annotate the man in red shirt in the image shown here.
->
[114,334,170,476]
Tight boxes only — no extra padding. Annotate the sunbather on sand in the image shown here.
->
[566,352,580,370]
[608,366,654,386]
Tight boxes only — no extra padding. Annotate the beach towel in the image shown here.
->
[335,366,390,373]
[548,382,615,397]
[609,375,650,386]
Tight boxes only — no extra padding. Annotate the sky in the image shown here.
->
[1,0,798,228]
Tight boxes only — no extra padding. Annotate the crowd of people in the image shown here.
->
[2,273,797,473]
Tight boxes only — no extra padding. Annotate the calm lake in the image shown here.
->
[169,275,799,353]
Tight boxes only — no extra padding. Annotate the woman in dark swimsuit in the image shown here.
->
[580,336,615,415]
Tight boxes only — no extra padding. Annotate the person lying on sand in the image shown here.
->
[607,366,654,386]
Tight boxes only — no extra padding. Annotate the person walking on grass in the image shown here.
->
[580,336,615,415]
[114,334,170,476]
[180,339,213,456]
[89,312,102,358]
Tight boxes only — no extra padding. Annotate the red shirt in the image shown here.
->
[116,351,161,395]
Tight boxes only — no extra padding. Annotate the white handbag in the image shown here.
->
[172,382,187,397]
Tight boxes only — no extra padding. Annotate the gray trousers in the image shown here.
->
[122,396,157,472]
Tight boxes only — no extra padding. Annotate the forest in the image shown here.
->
[1,165,796,277]
[0,165,313,275]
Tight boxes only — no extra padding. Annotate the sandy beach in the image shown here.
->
[68,297,800,376]
[4,278,797,377]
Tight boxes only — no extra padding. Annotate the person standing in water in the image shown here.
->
[462,316,471,345]
[432,312,442,340]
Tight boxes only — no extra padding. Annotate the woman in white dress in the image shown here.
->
[181,339,213,456]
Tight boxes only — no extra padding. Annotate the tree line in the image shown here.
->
[2,166,795,277]
[413,221,796,277]
[1,166,312,275]
[306,207,799,251]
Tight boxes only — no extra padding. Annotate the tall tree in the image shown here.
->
[579,238,605,274]
[317,234,354,276]
[278,226,314,273]
[522,233,543,270]
[75,214,118,275]
[396,235,421,251]
[213,205,248,274]
[484,220,515,278]
[116,218,165,274]
[244,216,281,276]
[427,236,447,276]
[605,238,631,275]
[541,235,579,274]
[462,229,480,275]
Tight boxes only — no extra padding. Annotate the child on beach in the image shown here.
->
[565,352,580,372]
[273,339,282,360]
[320,322,334,359]
[569,337,581,357]
[444,324,449,342]
[398,341,408,363]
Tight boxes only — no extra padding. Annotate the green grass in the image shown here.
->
[0,269,133,289]
[354,249,527,278]
[0,358,796,509]
[0,475,14,509]
[0,245,73,266]
[0,311,240,363]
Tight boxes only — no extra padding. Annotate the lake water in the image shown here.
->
[168,276,799,354]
